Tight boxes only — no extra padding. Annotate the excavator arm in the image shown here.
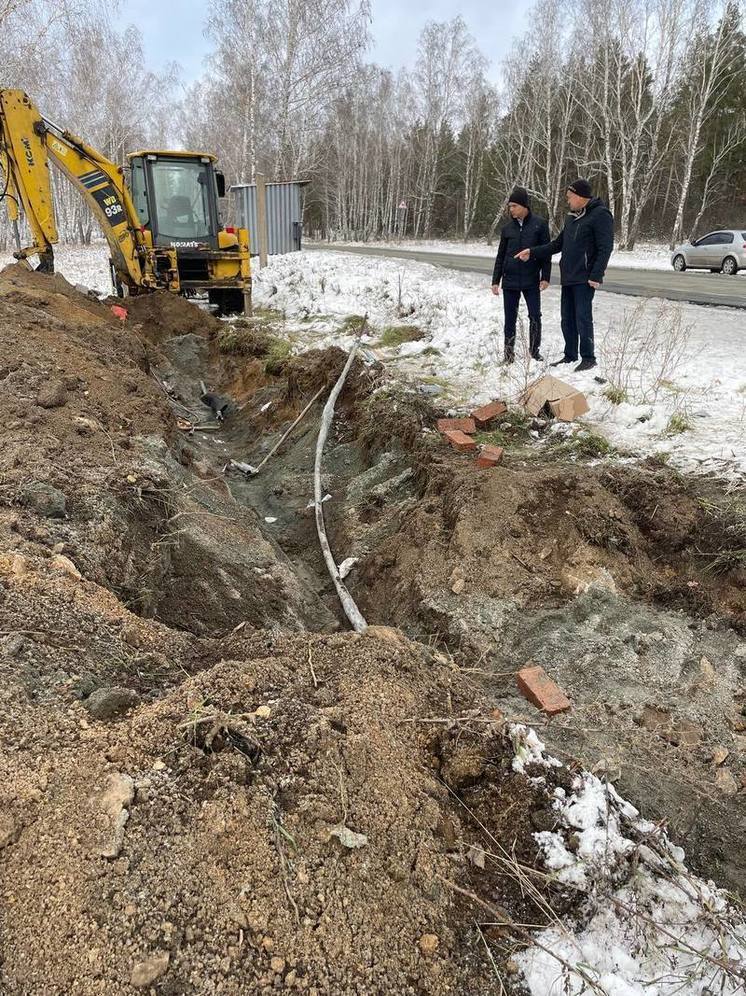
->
[0,89,175,293]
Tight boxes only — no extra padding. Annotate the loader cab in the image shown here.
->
[128,151,226,251]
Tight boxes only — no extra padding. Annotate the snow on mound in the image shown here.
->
[509,725,746,995]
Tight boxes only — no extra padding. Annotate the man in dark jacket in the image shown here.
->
[515,179,614,371]
[491,187,551,363]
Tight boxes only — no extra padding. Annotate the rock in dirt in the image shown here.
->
[711,746,730,766]
[94,772,134,859]
[330,825,368,849]
[36,380,67,409]
[418,934,439,956]
[50,553,82,580]
[130,951,170,988]
[714,768,739,796]
[85,687,141,720]
[19,481,66,519]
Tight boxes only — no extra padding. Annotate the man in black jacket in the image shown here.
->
[515,179,614,371]
[491,187,551,363]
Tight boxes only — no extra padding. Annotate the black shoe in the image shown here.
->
[551,357,574,366]
[575,359,597,372]
[531,351,544,361]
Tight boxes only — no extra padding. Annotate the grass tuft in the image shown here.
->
[603,385,629,405]
[665,412,692,435]
[375,325,425,348]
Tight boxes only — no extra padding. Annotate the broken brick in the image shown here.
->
[472,399,507,428]
[436,417,476,435]
[476,444,504,468]
[443,429,477,452]
[516,666,571,716]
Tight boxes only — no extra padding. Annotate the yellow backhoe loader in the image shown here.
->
[0,89,250,314]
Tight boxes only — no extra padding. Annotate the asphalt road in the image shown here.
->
[306,244,746,309]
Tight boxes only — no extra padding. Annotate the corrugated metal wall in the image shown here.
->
[229,182,307,256]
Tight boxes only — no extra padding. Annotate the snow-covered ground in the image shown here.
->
[311,237,677,271]
[510,726,746,996]
[254,250,746,477]
[4,244,743,477]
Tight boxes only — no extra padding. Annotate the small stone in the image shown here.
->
[330,825,368,849]
[95,772,135,859]
[11,554,27,576]
[689,656,716,694]
[505,959,520,975]
[127,474,137,484]
[2,633,25,657]
[270,956,286,974]
[152,760,167,771]
[51,553,82,579]
[85,687,140,720]
[285,969,297,986]
[130,951,170,988]
[451,578,466,594]
[261,936,274,951]
[36,380,67,408]
[711,747,730,766]
[418,934,439,956]
[714,768,738,796]
[255,705,272,719]
[20,481,66,519]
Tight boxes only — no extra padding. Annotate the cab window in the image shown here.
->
[150,159,211,240]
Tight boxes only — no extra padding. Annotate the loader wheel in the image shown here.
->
[209,289,245,316]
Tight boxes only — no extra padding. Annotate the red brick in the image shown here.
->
[443,429,477,452]
[437,417,476,435]
[472,399,507,428]
[515,666,571,716]
[476,445,504,468]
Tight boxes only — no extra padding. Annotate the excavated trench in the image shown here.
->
[146,313,746,897]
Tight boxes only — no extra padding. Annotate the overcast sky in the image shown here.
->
[114,0,529,84]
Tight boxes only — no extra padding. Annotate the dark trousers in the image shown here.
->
[503,286,542,358]
[560,284,596,361]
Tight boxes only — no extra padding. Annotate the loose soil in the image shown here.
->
[0,262,743,994]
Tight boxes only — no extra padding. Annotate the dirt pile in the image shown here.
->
[0,620,558,995]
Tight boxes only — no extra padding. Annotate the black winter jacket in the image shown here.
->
[492,212,551,290]
[531,198,614,285]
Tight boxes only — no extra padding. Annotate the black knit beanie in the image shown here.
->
[507,186,529,208]
[567,178,592,199]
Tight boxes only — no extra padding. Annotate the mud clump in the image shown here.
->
[125,288,222,342]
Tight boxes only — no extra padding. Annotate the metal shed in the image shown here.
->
[229,180,309,256]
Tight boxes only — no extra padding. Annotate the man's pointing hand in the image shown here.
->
[514,249,531,262]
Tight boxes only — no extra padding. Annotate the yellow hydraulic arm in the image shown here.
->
[0,89,172,292]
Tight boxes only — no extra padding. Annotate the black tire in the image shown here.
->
[672,254,686,272]
[209,289,245,316]
[722,255,738,276]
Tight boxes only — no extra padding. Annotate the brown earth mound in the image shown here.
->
[125,288,222,342]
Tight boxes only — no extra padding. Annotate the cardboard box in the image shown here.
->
[520,375,589,421]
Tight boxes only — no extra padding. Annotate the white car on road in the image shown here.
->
[671,230,746,275]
